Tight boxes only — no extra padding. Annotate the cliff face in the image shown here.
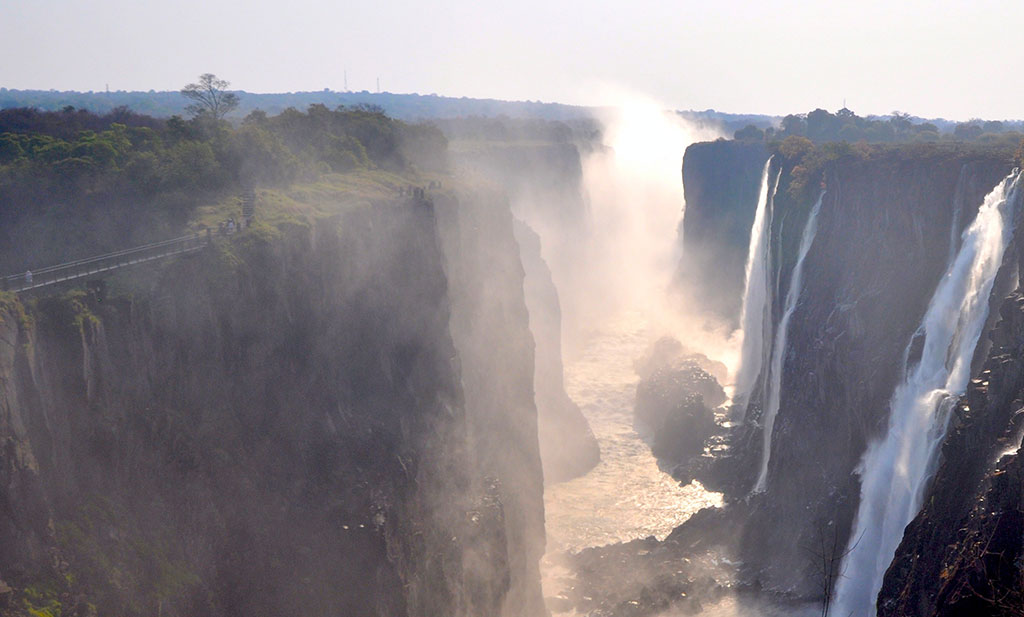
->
[878,292,1024,617]
[513,220,600,483]
[677,140,768,325]
[0,195,546,617]
[678,142,1019,596]
[433,189,547,617]
[736,151,1015,595]
[450,144,600,483]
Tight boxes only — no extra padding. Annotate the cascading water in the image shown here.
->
[732,158,777,414]
[832,169,1023,617]
[752,190,825,493]
[947,164,968,264]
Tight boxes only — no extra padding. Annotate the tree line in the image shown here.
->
[735,107,1024,146]
[0,101,447,271]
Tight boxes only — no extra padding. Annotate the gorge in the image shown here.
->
[2,97,1024,617]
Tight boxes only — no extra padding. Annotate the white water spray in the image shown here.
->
[541,95,728,611]
[947,164,968,265]
[832,169,1023,617]
[752,190,825,493]
[732,158,777,414]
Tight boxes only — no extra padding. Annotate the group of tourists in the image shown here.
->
[218,217,239,235]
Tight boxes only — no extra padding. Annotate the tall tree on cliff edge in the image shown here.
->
[181,73,239,120]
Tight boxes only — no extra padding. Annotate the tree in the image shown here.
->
[180,73,239,120]
[803,522,861,617]
[781,114,807,137]
[734,124,765,142]
[778,135,814,160]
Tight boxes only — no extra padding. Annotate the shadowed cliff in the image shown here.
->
[678,141,1020,598]
[0,192,549,617]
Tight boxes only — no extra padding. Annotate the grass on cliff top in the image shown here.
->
[188,167,448,233]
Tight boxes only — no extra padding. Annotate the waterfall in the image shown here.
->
[832,169,1023,617]
[733,157,777,415]
[947,164,969,265]
[752,189,825,493]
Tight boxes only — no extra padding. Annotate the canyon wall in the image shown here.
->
[0,192,548,617]
[677,140,768,326]
[450,142,600,480]
[679,142,1019,597]
[513,219,600,483]
[433,188,547,617]
[878,289,1024,617]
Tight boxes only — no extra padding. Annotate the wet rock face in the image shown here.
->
[546,505,746,617]
[647,393,718,484]
[878,291,1024,617]
[557,536,727,617]
[726,152,1018,596]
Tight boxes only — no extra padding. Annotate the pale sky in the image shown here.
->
[2,0,1022,120]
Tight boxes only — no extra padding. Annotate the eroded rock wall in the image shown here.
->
[434,190,548,617]
[0,199,538,617]
[878,292,1024,617]
[513,219,600,484]
[735,151,1015,596]
[677,140,768,325]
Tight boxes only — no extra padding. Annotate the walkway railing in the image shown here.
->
[2,232,209,293]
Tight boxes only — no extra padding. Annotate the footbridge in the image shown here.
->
[2,232,210,293]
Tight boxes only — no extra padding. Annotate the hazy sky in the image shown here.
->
[2,0,1022,120]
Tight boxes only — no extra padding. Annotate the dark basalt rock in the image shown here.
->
[726,149,1018,597]
[560,535,727,617]
[878,291,1024,617]
[677,141,770,326]
[634,337,726,482]
[634,336,728,385]
[0,195,550,617]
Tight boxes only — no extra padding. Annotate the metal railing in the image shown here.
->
[2,232,209,293]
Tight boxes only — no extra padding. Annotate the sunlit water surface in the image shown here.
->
[543,310,722,555]
[541,311,822,617]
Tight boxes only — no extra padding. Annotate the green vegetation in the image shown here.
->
[0,88,593,123]
[770,135,1018,205]
[33,290,99,347]
[51,494,200,617]
[180,74,239,121]
[0,291,34,339]
[21,578,65,617]
[735,107,1024,146]
[0,103,446,272]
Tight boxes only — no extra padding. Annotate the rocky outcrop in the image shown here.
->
[0,195,546,617]
[513,219,599,483]
[633,337,725,483]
